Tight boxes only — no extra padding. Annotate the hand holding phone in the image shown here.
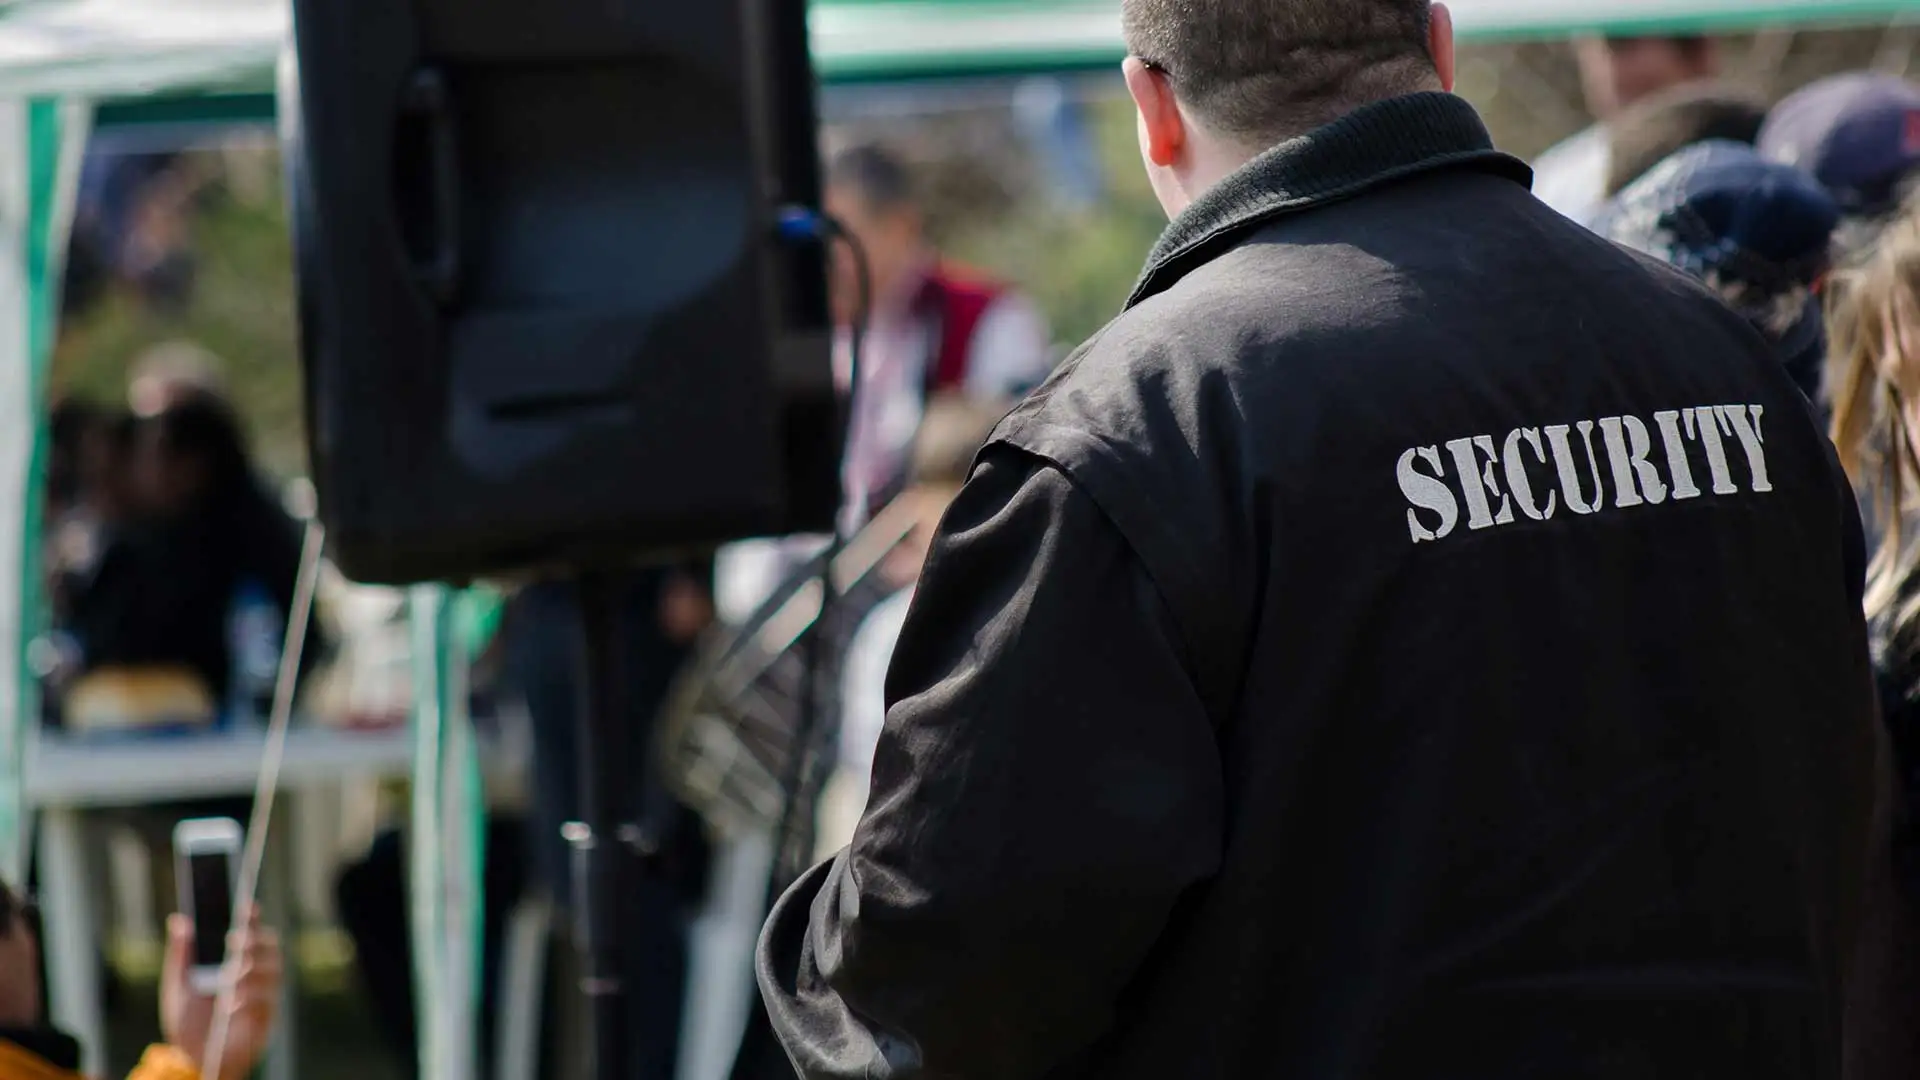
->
[161,906,282,1080]
[164,819,283,1080]
[172,817,240,993]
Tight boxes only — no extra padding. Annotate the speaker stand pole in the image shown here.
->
[569,569,633,1080]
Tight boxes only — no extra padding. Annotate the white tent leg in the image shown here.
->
[0,94,33,887]
[40,807,106,1077]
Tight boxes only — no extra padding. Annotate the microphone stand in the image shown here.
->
[570,568,639,1080]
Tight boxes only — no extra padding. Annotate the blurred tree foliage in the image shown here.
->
[945,96,1166,349]
[50,145,305,477]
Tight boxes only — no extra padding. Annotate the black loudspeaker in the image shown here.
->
[280,0,839,584]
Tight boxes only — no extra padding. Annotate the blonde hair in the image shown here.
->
[1828,197,1920,640]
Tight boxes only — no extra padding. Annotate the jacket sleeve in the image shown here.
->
[756,447,1225,1079]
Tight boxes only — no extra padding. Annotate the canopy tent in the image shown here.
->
[4,0,1920,101]
[3,0,1920,1078]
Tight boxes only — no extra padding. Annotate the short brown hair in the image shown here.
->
[909,394,1012,487]
[1120,0,1436,141]
[826,141,917,214]
[1604,80,1766,196]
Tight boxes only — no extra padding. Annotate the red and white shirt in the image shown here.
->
[835,258,1053,532]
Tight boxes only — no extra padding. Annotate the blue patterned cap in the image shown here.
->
[1594,139,1838,353]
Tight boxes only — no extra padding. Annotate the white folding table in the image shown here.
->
[25,724,415,1079]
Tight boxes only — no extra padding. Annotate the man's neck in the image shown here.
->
[1175,141,1267,212]
[1169,85,1446,215]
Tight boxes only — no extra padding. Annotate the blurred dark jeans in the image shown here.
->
[501,575,709,909]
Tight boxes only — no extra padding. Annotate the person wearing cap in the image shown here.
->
[1533,34,1719,224]
[1593,139,1840,402]
[1760,72,1920,258]
[1601,79,1767,198]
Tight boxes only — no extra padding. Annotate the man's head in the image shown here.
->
[128,340,227,418]
[1120,0,1454,217]
[134,395,253,517]
[1573,35,1717,120]
[1603,79,1766,197]
[824,142,928,324]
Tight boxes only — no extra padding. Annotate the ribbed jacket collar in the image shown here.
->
[1127,92,1533,308]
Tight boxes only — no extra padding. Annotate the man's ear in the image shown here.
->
[1123,57,1185,168]
[1428,3,1456,93]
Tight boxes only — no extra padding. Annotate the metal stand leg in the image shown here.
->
[569,573,634,1080]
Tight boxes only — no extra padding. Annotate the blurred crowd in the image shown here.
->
[1527,40,1920,847]
[40,347,315,735]
[64,144,210,318]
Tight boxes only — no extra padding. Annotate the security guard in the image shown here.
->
[759,3,1883,1078]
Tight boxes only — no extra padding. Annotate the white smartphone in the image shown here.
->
[173,817,242,994]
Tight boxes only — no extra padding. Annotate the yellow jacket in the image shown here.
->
[0,1040,202,1080]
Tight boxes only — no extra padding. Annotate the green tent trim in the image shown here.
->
[0,95,85,883]
[13,0,1920,117]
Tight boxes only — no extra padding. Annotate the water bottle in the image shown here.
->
[228,580,283,727]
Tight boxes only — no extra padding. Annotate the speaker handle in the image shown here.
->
[403,68,461,303]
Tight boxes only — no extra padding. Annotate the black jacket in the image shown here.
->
[758,93,1880,1080]
[66,481,316,700]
